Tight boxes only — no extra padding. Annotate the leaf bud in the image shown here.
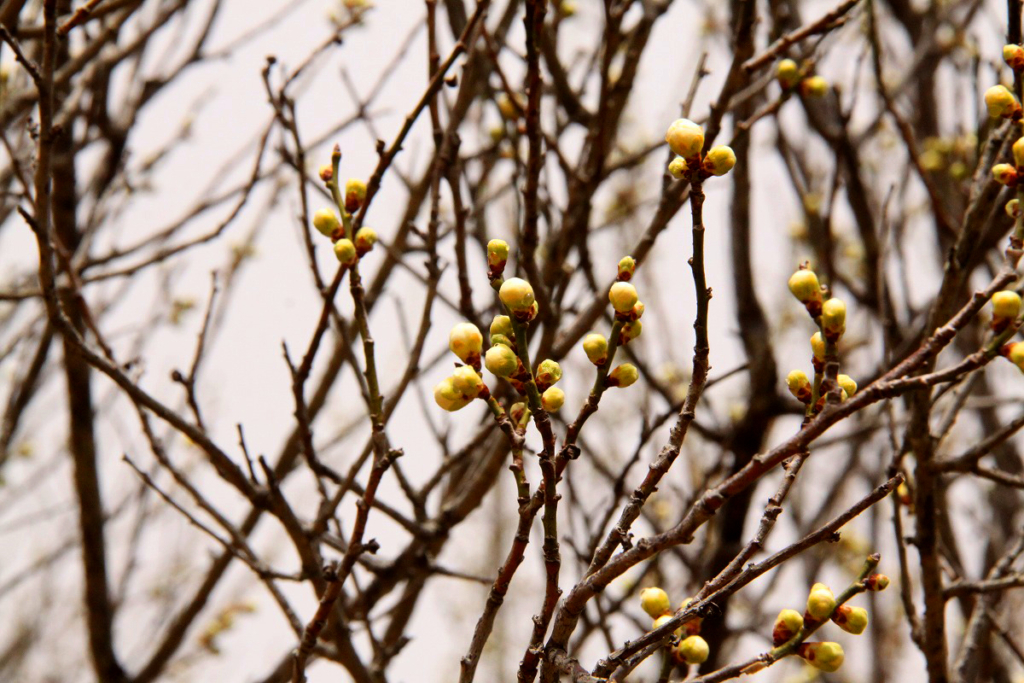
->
[607,363,638,388]
[798,642,844,673]
[668,157,688,179]
[640,587,671,618]
[583,333,609,366]
[776,58,800,89]
[333,238,357,266]
[449,322,484,364]
[536,359,563,389]
[541,386,565,412]
[772,609,804,646]
[499,277,536,312]
[354,227,377,255]
[434,377,471,412]
[609,281,639,314]
[806,582,836,620]
[485,344,518,377]
[993,163,1018,186]
[702,145,737,176]
[676,635,710,665]
[452,366,485,399]
[831,604,869,635]
[617,255,636,281]
[345,178,367,213]
[665,118,705,158]
[491,314,514,339]
[864,573,890,591]
[786,370,812,404]
[986,84,1020,119]
[800,75,829,98]
[837,374,857,398]
[314,208,341,237]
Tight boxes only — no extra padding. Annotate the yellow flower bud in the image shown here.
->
[1007,198,1021,218]
[318,164,334,182]
[811,331,826,361]
[1006,44,1024,70]
[640,587,671,618]
[837,374,857,397]
[487,239,510,269]
[1008,342,1024,372]
[993,163,1018,185]
[786,370,812,403]
[485,344,518,377]
[608,363,638,388]
[618,255,636,280]
[541,386,565,412]
[452,366,484,399]
[609,282,639,313]
[788,268,822,304]
[832,604,869,635]
[333,238,357,265]
[668,157,688,179]
[776,58,800,89]
[434,377,471,412]
[986,84,1019,119]
[1014,138,1024,169]
[865,574,890,591]
[822,298,847,339]
[314,208,341,237]
[702,145,737,176]
[583,333,608,366]
[536,359,562,387]
[992,290,1022,320]
[800,75,829,98]
[631,301,645,320]
[799,642,844,673]
[499,277,535,311]
[807,583,836,620]
[665,118,705,158]
[345,178,367,212]
[676,635,709,665]
[772,609,804,645]
[449,322,483,363]
[490,315,514,340]
[354,227,377,254]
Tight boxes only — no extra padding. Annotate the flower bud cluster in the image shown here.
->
[639,588,709,666]
[664,119,735,180]
[315,156,376,265]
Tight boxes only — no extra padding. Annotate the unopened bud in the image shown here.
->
[541,386,565,412]
[345,179,367,213]
[452,366,485,399]
[488,239,510,274]
[985,85,1020,119]
[675,635,710,665]
[702,145,737,176]
[354,227,377,255]
[490,333,513,348]
[499,278,536,312]
[1006,44,1024,71]
[314,209,341,237]
[864,573,890,591]
[788,268,822,308]
[607,364,638,388]
[509,401,530,425]
[806,583,836,620]
[333,238,357,266]
[811,331,826,361]
[773,609,804,646]
[832,604,869,635]
[665,118,705,158]
[837,374,857,397]
[631,301,645,320]
[490,315,514,340]
[536,359,562,388]
[618,255,636,281]
[620,320,642,345]
[1007,198,1021,218]
[992,290,1021,321]
[609,282,639,314]
[640,587,671,618]
[798,642,844,673]
[449,322,484,364]
[498,94,522,120]
[787,370,812,404]
[800,75,829,98]
[434,377,471,412]
[318,165,334,182]
[822,298,847,340]
[776,58,800,89]
[668,157,688,179]
[485,344,518,377]
[678,598,702,635]
[993,163,1018,186]
[583,333,609,366]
